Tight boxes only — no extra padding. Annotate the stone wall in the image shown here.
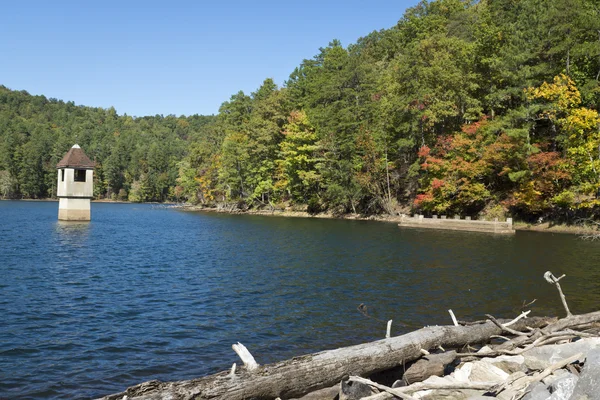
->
[398,214,515,234]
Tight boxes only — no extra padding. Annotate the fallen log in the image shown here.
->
[97,317,551,400]
[401,350,457,385]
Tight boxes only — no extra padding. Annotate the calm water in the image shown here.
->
[1,201,600,399]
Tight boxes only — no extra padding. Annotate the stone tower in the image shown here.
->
[56,144,95,221]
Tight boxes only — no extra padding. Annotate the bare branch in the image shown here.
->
[544,271,573,317]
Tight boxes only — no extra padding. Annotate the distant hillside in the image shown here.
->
[2,0,600,222]
[0,85,214,201]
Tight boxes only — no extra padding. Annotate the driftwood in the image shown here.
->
[95,270,600,400]
[359,312,600,400]
[98,317,551,400]
[401,350,457,385]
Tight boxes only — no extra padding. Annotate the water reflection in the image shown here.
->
[54,221,90,248]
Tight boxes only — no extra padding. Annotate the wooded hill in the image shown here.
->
[2,0,600,222]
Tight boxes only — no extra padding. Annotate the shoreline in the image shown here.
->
[178,204,600,236]
[4,198,598,236]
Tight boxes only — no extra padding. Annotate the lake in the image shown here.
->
[1,201,600,399]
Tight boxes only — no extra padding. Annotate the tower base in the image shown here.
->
[58,198,91,221]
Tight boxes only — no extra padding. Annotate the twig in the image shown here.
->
[504,310,531,327]
[448,309,459,326]
[350,376,417,400]
[402,380,497,393]
[386,320,392,338]
[229,363,236,377]
[486,314,528,336]
[232,342,259,371]
[522,298,537,309]
[358,303,387,323]
[544,271,573,317]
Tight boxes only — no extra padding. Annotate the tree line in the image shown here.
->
[2,0,600,222]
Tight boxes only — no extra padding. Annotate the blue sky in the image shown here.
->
[1,0,418,117]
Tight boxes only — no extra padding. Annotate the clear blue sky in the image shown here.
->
[1,0,418,117]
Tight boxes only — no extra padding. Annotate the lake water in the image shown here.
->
[1,201,600,399]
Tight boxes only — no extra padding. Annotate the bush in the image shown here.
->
[307,197,322,215]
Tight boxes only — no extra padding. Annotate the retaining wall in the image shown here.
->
[398,214,515,234]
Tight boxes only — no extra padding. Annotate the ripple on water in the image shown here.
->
[2,202,600,399]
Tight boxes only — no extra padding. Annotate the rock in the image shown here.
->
[542,368,568,386]
[548,373,577,400]
[570,348,600,400]
[523,338,600,371]
[497,388,523,400]
[339,379,377,400]
[452,359,508,383]
[481,355,526,374]
[453,362,473,382]
[468,361,509,383]
[478,345,494,354]
[522,381,550,400]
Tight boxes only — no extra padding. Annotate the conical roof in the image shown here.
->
[56,144,95,169]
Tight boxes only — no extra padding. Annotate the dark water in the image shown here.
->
[1,201,600,399]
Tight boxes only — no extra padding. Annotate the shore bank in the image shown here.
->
[178,204,599,237]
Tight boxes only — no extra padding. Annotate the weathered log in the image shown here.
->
[401,350,457,385]
[97,317,550,400]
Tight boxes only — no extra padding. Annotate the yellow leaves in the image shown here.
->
[525,74,582,113]
[526,75,600,193]
[565,108,600,140]
[513,181,543,210]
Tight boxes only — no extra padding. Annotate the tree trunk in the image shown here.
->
[384,147,392,212]
[97,317,552,400]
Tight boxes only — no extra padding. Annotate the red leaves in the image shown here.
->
[414,193,434,207]
[418,145,431,158]
[431,178,445,190]
[460,116,488,136]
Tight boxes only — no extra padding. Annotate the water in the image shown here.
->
[1,201,600,399]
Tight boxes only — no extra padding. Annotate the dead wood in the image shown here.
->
[401,351,456,385]
[97,317,551,400]
[495,311,600,352]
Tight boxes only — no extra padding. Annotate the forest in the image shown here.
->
[1,0,600,222]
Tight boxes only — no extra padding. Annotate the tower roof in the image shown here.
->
[56,144,95,169]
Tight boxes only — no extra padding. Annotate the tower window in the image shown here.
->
[74,169,86,182]
[61,169,65,182]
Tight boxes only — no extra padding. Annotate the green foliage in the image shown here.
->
[0,86,194,201]
[2,0,600,222]
[278,110,321,202]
